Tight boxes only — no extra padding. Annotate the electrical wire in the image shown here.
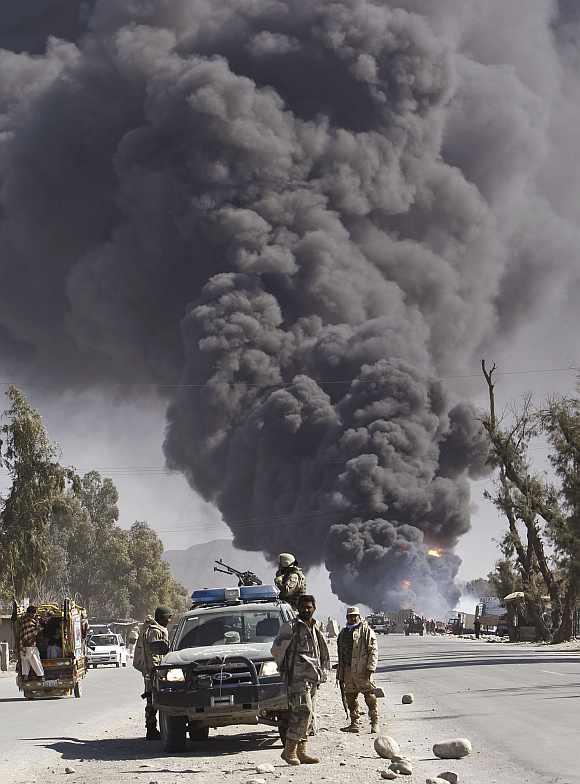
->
[0,364,578,390]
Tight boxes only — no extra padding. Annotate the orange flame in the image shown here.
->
[428,548,442,558]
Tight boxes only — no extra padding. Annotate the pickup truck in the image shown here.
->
[151,585,293,752]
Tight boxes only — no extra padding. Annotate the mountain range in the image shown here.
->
[164,539,345,619]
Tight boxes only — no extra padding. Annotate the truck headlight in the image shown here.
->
[260,660,279,677]
[165,668,186,682]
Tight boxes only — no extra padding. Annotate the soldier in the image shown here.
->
[337,606,379,734]
[274,553,306,608]
[141,606,172,740]
[271,594,330,766]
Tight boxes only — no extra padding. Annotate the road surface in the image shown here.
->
[0,636,578,783]
[0,664,144,782]
[376,635,580,784]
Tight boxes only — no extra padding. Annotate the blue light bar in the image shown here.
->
[240,585,279,601]
[191,585,279,604]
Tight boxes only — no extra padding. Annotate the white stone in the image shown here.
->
[401,693,414,704]
[433,739,472,759]
[374,735,401,760]
[256,764,275,775]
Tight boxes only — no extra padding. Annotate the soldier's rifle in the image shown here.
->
[214,558,263,587]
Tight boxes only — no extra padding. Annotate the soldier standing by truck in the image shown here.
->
[336,606,379,734]
[271,594,330,766]
[133,606,172,740]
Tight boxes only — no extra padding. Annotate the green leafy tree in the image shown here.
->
[482,362,580,642]
[127,522,188,620]
[1,389,187,619]
[65,471,133,617]
[0,386,76,600]
[487,559,521,600]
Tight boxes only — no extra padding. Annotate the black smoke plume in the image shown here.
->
[1,1,579,613]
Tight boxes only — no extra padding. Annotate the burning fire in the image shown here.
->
[427,548,442,558]
[400,579,412,591]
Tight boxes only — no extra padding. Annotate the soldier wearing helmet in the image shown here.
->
[274,553,306,609]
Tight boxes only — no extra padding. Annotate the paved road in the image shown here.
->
[0,664,143,781]
[375,635,580,784]
[1,637,579,783]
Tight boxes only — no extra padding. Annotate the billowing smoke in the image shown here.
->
[1,1,580,613]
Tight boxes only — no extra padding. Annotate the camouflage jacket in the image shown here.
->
[143,618,169,677]
[274,565,306,605]
[271,618,330,686]
[337,620,377,679]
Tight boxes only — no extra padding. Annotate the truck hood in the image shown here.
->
[162,642,273,666]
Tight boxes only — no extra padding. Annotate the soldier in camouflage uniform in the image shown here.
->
[142,606,172,740]
[271,594,330,766]
[337,606,379,734]
[274,553,306,608]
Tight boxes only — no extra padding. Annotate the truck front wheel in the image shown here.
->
[189,723,209,741]
[160,711,187,753]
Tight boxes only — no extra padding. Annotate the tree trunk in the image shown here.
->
[553,583,577,643]
[522,588,551,642]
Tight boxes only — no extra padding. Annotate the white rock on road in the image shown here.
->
[374,735,401,759]
[433,739,472,759]
[255,764,275,775]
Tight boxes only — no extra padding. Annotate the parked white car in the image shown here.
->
[87,633,128,668]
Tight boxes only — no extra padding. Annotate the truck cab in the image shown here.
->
[152,585,292,752]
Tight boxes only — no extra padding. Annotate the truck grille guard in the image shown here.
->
[157,655,261,694]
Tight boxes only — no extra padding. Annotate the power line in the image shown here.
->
[0,364,577,390]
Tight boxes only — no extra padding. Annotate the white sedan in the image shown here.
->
[87,633,128,668]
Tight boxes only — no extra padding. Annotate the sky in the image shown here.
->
[0,0,579,608]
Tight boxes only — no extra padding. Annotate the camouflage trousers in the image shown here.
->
[144,690,158,730]
[286,681,317,742]
[343,667,378,724]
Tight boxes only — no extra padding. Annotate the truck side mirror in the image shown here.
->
[149,639,170,656]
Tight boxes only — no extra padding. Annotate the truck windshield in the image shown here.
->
[176,610,283,650]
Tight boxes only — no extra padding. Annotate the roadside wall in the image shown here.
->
[0,615,15,649]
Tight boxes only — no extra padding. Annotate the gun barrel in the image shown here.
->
[214,560,262,586]
[214,559,243,576]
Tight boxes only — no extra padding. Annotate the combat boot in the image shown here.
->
[340,721,360,733]
[281,739,301,766]
[297,741,320,764]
